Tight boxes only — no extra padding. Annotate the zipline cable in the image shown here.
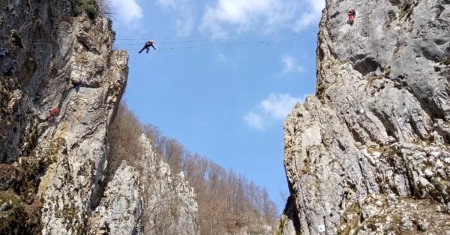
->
[2,36,316,54]
[4,33,315,46]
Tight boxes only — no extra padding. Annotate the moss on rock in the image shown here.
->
[0,191,26,234]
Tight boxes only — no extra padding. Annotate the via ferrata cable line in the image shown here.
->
[2,35,315,54]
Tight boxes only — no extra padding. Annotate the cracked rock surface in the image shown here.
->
[139,135,199,235]
[0,1,199,234]
[281,0,450,234]
[0,0,128,233]
[89,162,144,235]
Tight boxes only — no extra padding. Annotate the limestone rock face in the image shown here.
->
[0,0,128,233]
[0,1,199,234]
[33,15,129,235]
[139,135,199,235]
[279,197,300,235]
[89,162,143,235]
[0,0,199,235]
[283,0,450,234]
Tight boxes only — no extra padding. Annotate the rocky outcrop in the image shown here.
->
[89,162,143,235]
[283,0,450,234]
[139,135,199,235]
[38,17,128,233]
[0,1,199,234]
[1,0,127,233]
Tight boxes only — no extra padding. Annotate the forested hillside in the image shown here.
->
[109,103,278,234]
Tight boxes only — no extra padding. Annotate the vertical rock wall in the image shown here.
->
[0,1,199,234]
[139,135,200,235]
[283,0,450,234]
[89,161,144,234]
[0,0,128,233]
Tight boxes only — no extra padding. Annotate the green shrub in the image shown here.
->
[73,0,99,20]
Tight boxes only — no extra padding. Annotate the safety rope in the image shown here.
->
[1,34,316,53]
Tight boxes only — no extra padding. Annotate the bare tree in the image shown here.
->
[109,103,279,234]
[97,0,112,17]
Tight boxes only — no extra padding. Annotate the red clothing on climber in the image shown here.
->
[47,107,59,120]
[347,9,356,25]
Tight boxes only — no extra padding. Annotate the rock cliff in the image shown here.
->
[138,135,199,235]
[0,1,198,234]
[282,0,450,234]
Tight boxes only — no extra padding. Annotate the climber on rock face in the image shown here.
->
[347,9,356,25]
[139,40,156,54]
[47,107,59,121]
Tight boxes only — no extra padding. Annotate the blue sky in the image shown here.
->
[109,0,325,212]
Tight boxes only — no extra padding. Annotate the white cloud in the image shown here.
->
[110,0,144,29]
[281,56,303,75]
[176,11,194,37]
[157,0,195,37]
[244,111,265,130]
[260,93,303,119]
[294,0,325,31]
[244,93,306,130]
[294,11,317,31]
[201,0,325,38]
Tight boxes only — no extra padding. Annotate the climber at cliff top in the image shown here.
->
[348,9,356,25]
[139,40,156,54]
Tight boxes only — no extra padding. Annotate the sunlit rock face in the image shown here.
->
[281,0,450,234]
[0,0,128,233]
[137,135,199,235]
[0,1,198,234]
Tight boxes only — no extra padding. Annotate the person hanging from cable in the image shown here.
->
[139,40,156,54]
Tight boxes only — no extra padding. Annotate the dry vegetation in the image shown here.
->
[108,102,278,234]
